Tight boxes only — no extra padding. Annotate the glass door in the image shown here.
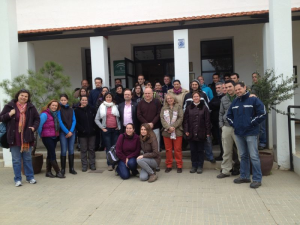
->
[125,58,136,89]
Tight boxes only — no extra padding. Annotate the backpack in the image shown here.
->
[0,123,9,148]
[106,134,125,165]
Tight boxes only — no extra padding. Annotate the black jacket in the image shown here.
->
[209,82,217,97]
[0,100,40,145]
[208,94,224,124]
[118,101,140,134]
[74,105,97,137]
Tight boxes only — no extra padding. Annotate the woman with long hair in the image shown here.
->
[137,123,161,183]
[95,87,109,110]
[114,84,125,105]
[0,89,40,187]
[38,100,65,178]
[132,84,143,103]
[58,94,77,175]
[95,92,121,171]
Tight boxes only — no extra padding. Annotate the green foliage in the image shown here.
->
[251,69,298,115]
[0,61,76,111]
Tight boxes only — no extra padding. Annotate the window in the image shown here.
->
[134,44,174,61]
[201,39,233,83]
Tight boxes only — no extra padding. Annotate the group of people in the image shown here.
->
[0,72,266,188]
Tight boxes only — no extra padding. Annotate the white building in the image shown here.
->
[1,0,300,174]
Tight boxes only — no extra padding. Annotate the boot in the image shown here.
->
[68,154,77,174]
[50,160,66,178]
[60,155,66,176]
[45,159,55,178]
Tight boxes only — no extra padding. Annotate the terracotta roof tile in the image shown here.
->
[18,7,300,34]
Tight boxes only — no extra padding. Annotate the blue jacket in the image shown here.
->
[226,92,266,136]
[88,87,102,107]
[201,84,213,101]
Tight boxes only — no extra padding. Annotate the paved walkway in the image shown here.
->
[0,167,300,225]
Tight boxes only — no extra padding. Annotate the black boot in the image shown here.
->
[60,156,66,176]
[45,159,55,178]
[68,154,77,174]
[50,160,66,178]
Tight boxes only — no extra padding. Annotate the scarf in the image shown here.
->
[163,108,178,139]
[49,109,60,136]
[227,93,236,102]
[99,102,120,119]
[173,87,182,95]
[16,102,29,152]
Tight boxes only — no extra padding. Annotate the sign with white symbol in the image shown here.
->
[178,39,185,49]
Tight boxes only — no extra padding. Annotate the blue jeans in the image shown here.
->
[11,146,34,182]
[259,120,267,147]
[59,132,75,156]
[42,137,58,161]
[204,136,214,160]
[116,158,139,180]
[189,141,205,168]
[235,135,262,182]
[102,128,119,165]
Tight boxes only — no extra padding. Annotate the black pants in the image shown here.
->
[42,137,58,161]
[189,141,204,168]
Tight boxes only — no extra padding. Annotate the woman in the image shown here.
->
[95,92,121,171]
[132,84,143,103]
[95,87,109,110]
[114,84,125,105]
[73,88,89,108]
[137,123,161,183]
[183,92,211,174]
[160,93,183,173]
[74,96,97,172]
[115,123,141,179]
[155,81,164,104]
[58,94,77,175]
[167,80,189,107]
[38,100,65,178]
[0,89,40,187]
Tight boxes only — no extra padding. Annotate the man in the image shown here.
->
[137,87,162,156]
[137,74,146,91]
[118,89,139,134]
[217,80,240,178]
[209,73,221,97]
[208,82,225,160]
[222,83,227,94]
[88,77,103,107]
[250,72,266,150]
[162,75,173,96]
[227,82,266,189]
[230,73,240,83]
[74,79,90,98]
[223,73,231,81]
[110,79,122,96]
[197,76,213,101]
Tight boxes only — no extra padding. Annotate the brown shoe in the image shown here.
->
[177,168,182,173]
[148,174,158,183]
[165,168,172,173]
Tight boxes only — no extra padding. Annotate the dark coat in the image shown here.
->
[209,82,217,97]
[88,87,102,107]
[0,100,40,145]
[118,101,140,134]
[74,105,97,137]
[183,103,211,142]
[140,133,161,166]
[208,94,224,124]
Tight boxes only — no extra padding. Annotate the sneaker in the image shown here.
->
[26,179,37,184]
[148,173,158,183]
[177,168,182,173]
[15,181,22,187]
[108,165,113,171]
[197,167,203,174]
[234,177,251,184]
[190,167,197,173]
[250,181,262,189]
[165,168,172,173]
[217,173,230,179]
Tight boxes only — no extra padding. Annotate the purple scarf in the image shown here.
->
[173,87,182,95]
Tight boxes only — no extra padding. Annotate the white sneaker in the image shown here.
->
[26,179,37,184]
[15,181,22,187]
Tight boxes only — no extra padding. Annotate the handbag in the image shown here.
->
[0,122,9,148]
[106,134,124,165]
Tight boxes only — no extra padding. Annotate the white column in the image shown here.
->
[0,0,18,167]
[18,42,36,74]
[90,36,109,88]
[173,29,189,90]
[269,0,294,169]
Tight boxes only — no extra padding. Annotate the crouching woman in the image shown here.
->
[115,123,141,179]
[137,123,161,183]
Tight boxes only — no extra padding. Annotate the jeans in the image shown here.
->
[189,141,205,168]
[116,158,139,180]
[259,120,267,147]
[59,132,75,156]
[137,158,158,181]
[42,137,58,161]
[235,135,262,182]
[204,136,214,160]
[11,146,34,182]
[152,128,160,150]
[102,128,119,165]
